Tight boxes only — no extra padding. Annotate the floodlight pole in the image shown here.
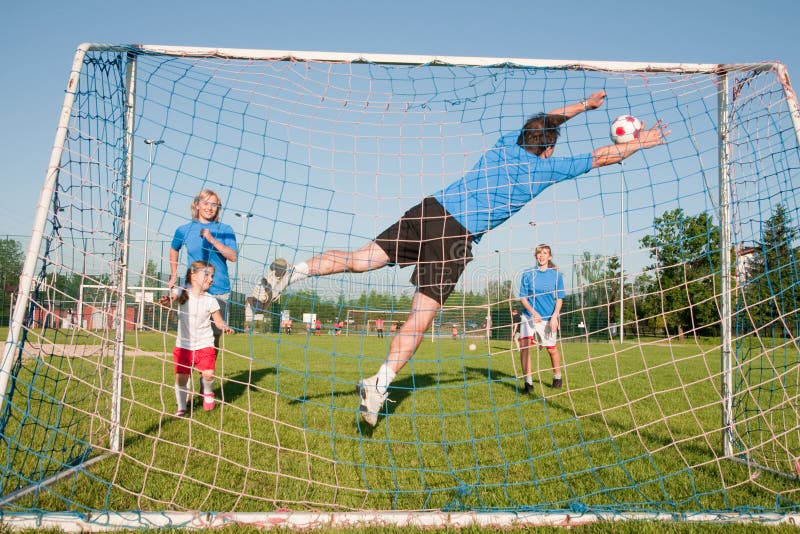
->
[233,212,253,294]
[235,212,253,330]
[137,139,164,329]
[619,162,625,344]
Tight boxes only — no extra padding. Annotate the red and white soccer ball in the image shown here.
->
[610,115,643,144]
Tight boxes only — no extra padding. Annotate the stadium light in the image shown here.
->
[138,139,164,329]
[234,212,253,294]
[619,163,625,344]
[494,249,502,304]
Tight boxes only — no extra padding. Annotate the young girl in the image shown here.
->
[162,260,233,416]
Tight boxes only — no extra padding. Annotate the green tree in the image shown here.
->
[639,208,720,339]
[573,251,610,335]
[631,271,662,336]
[744,203,799,336]
[604,255,622,325]
[0,238,24,291]
[139,260,161,286]
[0,238,24,323]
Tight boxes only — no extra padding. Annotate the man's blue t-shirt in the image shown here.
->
[171,221,237,295]
[519,267,565,321]
[432,133,593,242]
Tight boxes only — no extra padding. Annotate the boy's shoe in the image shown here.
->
[203,392,215,411]
[551,377,563,390]
[261,258,291,304]
[250,282,269,306]
[174,409,187,417]
[357,376,389,427]
[524,382,534,395]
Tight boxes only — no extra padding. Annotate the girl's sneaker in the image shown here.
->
[174,409,187,417]
[203,392,215,411]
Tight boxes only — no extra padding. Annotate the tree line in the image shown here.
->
[2,203,797,339]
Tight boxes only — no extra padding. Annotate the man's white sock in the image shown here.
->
[289,261,309,284]
[375,363,396,396]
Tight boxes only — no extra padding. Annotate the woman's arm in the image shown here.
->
[168,248,180,288]
[201,228,237,262]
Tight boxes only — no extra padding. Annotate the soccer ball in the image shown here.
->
[468,343,476,351]
[610,115,643,144]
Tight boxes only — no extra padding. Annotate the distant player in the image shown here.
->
[253,91,668,426]
[519,244,565,393]
[375,317,385,338]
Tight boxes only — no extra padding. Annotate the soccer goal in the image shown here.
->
[2,44,800,530]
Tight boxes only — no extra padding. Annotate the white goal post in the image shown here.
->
[3,43,800,529]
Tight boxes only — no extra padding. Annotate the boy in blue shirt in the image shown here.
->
[258,90,668,426]
[519,244,565,392]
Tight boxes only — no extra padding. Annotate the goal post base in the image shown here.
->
[4,511,800,531]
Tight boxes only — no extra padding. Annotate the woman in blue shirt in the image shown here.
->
[169,189,238,348]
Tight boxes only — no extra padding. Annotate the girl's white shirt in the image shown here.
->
[175,290,219,351]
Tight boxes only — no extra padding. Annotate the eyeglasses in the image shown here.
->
[198,200,222,208]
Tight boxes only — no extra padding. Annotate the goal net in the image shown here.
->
[2,44,800,529]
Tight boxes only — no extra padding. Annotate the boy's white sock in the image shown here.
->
[375,363,396,396]
[289,261,309,284]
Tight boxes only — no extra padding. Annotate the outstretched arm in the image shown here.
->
[548,90,606,121]
[591,120,670,168]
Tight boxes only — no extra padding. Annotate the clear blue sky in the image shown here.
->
[2,0,798,245]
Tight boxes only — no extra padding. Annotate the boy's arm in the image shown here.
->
[548,90,606,120]
[592,121,669,168]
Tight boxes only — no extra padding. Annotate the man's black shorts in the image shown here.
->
[374,196,473,304]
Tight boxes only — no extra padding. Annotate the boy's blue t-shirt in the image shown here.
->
[519,267,565,321]
[171,221,237,295]
[433,133,593,242]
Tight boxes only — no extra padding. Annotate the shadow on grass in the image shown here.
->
[221,365,276,405]
[130,365,276,442]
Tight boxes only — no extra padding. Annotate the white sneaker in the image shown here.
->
[357,376,388,427]
[250,281,269,305]
[263,258,291,303]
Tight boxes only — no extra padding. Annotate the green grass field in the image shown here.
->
[2,326,799,526]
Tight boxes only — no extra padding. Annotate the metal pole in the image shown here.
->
[235,212,252,330]
[494,249,502,305]
[137,139,164,329]
[108,51,139,453]
[619,162,625,344]
[718,73,734,458]
[233,213,252,294]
